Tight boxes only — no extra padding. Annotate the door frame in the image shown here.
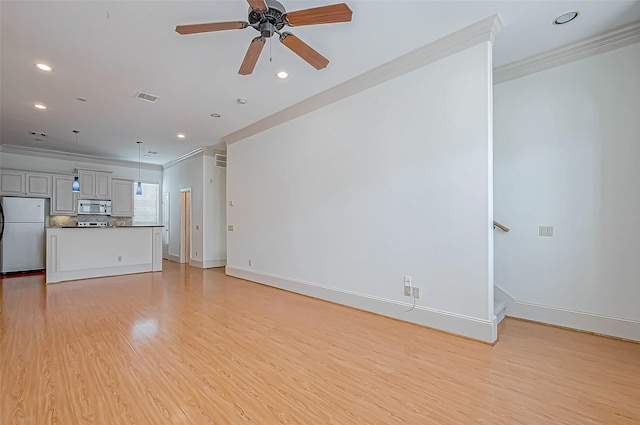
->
[179,188,192,264]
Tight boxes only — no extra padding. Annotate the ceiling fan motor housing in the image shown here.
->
[249,0,286,38]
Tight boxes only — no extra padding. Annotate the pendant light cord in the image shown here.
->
[74,130,79,172]
[136,141,143,196]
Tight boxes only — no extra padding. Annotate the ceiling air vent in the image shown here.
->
[215,154,227,168]
[135,92,159,103]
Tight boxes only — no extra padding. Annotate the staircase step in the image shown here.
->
[494,300,506,324]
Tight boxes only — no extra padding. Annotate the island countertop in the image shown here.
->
[47,225,164,228]
[46,226,163,283]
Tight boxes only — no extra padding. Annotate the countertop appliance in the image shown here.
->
[0,197,46,274]
[78,199,111,215]
[77,222,108,227]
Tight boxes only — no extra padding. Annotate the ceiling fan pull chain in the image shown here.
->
[269,37,273,62]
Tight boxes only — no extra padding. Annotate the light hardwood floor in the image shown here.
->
[1,261,639,424]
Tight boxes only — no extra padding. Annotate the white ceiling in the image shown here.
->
[2,0,640,166]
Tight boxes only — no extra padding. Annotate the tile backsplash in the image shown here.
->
[49,215,133,227]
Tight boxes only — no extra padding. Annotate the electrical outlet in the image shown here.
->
[117,256,122,262]
[403,275,412,296]
[227,225,234,231]
[412,287,420,298]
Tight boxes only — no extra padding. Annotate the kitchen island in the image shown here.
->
[45,226,163,284]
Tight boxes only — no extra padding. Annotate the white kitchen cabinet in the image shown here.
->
[51,175,77,215]
[78,169,112,199]
[0,170,52,197]
[111,178,134,217]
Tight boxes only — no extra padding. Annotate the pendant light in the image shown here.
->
[136,141,143,196]
[72,130,80,192]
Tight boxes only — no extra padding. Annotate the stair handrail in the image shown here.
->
[493,220,510,232]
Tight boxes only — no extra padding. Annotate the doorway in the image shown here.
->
[180,189,191,264]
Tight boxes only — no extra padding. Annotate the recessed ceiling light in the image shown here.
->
[237,98,248,104]
[34,103,47,110]
[553,11,579,25]
[76,96,87,102]
[210,113,221,118]
[34,138,44,142]
[36,63,53,72]
[276,71,289,79]
[177,133,185,139]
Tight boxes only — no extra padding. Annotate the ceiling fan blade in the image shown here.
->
[247,0,268,11]
[280,32,329,70]
[284,3,353,27]
[238,37,266,75]
[175,21,248,35]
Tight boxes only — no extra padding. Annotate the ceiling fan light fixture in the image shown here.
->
[553,11,579,25]
[176,1,352,75]
[276,71,289,79]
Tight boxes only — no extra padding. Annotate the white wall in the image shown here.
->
[227,42,496,342]
[494,42,640,340]
[162,152,227,268]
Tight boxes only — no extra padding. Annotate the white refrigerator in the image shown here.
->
[0,197,46,274]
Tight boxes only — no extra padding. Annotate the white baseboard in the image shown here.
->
[227,267,497,343]
[163,253,181,263]
[511,300,640,341]
[494,284,640,341]
[191,258,226,269]
[46,263,152,284]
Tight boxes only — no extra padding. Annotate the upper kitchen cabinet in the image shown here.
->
[0,170,51,197]
[111,178,134,217]
[78,169,112,200]
[51,175,77,215]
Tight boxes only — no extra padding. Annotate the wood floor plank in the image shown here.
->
[1,262,639,424]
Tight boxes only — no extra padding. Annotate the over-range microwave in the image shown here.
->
[78,199,112,215]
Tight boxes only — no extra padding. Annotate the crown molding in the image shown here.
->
[0,144,162,171]
[223,14,503,145]
[494,19,640,84]
[162,147,203,170]
[202,146,226,157]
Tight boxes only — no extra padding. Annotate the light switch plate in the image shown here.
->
[539,225,554,237]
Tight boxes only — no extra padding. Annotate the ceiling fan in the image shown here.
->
[175,0,353,75]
